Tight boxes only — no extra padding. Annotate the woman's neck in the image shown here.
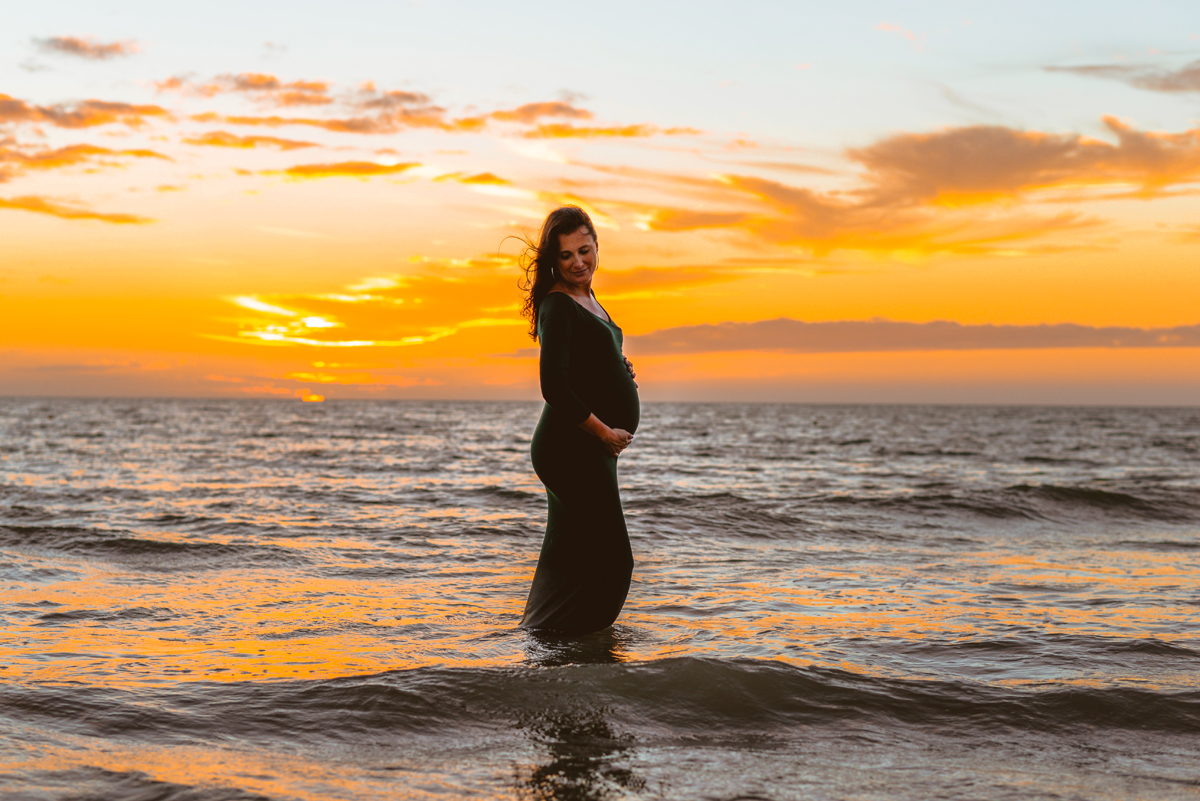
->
[552,281,592,298]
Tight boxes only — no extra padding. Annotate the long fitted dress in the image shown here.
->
[519,292,641,633]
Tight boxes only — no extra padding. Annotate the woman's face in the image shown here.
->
[555,226,598,290]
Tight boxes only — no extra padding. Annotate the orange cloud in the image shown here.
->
[162,79,684,141]
[221,73,331,106]
[0,195,151,224]
[152,75,195,94]
[354,84,433,109]
[724,174,1098,255]
[165,77,463,133]
[0,93,169,128]
[269,160,420,179]
[216,256,522,349]
[618,117,1200,256]
[193,112,405,134]
[195,107,494,134]
[849,117,1200,202]
[490,102,592,123]
[0,143,168,178]
[525,123,701,138]
[35,36,138,60]
[435,171,510,185]
[191,111,384,134]
[182,130,317,150]
[157,73,332,106]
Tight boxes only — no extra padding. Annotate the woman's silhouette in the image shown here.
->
[517,206,640,634]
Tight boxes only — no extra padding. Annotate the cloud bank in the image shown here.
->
[627,319,1200,355]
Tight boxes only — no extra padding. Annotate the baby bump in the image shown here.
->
[589,360,640,435]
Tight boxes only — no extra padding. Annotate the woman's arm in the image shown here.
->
[538,295,592,425]
[539,295,633,456]
[578,413,633,457]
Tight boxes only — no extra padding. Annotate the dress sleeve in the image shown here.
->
[538,294,592,425]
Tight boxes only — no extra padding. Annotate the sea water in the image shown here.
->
[1,399,1198,800]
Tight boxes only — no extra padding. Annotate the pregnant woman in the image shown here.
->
[517,205,640,634]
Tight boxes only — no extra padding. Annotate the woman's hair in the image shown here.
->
[517,205,598,341]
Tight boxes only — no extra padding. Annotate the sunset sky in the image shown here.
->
[3,1,1199,403]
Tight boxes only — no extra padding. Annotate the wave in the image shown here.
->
[627,492,818,540]
[0,525,304,570]
[32,606,176,626]
[5,658,1198,748]
[822,483,1199,525]
[1118,539,1200,551]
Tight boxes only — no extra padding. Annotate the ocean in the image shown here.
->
[1,398,1198,800]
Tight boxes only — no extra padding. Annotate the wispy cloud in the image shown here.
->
[1047,59,1200,93]
[182,130,317,150]
[628,319,1200,356]
[490,102,592,123]
[353,84,433,110]
[435,171,510,185]
[874,22,924,50]
[0,143,169,181]
[166,75,455,132]
[190,111,396,134]
[0,93,169,128]
[0,195,151,224]
[35,35,138,60]
[525,123,700,139]
[223,73,331,106]
[217,256,523,348]
[153,73,696,144]
[157,72,332,106]
[267,160,420,179]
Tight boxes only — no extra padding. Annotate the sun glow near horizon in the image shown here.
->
[3,1,1200,404]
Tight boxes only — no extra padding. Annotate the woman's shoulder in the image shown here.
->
[537,292,579,339]
[543,290,575,304]
[540,291,579,315]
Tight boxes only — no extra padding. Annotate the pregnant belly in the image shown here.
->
[591,363,640,434]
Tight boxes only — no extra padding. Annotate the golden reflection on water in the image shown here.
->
[2,619,649,801]
[4,736,517,801]
[5,537,1198,690]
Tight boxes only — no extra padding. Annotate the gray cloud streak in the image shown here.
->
[1046,60,1200,93]
[627,319,1200,355]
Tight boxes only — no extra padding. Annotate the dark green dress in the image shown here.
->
[520,292,641,633]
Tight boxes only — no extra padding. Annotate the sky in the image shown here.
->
[2,0,1199,404]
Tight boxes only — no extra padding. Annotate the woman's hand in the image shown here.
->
[623,356,637,387]
[600,427,634,457]
[578,414,633,456]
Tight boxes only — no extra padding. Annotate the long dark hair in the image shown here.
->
[518,205,598,341]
